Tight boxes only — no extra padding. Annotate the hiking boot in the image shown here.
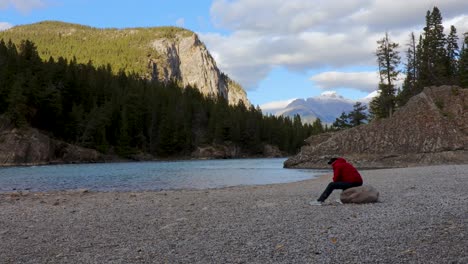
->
[309,200,323,206]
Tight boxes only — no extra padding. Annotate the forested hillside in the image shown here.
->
[0,21,249,105]
[0,39,324,158]
[0,21,191,76]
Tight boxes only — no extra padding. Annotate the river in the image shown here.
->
[0,158,328,192]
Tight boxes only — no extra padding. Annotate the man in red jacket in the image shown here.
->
[310,157,363,206]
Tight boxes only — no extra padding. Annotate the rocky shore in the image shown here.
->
[1,165,467,263]
[285,86,468,169]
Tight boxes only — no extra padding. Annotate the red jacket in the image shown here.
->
[332,158,363,184]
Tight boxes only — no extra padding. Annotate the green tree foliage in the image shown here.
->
[348,102,368,127]
[459,33,468,87]
[419,7,447,87]
[446,25,459,83]
[0,21,192,77]
[332,112,352,130]
[0,39,318,157]
[371,32,400,119]
[332,102,368,130]
[387,6,468,117]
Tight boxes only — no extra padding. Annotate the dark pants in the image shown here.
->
[317,182,362,202]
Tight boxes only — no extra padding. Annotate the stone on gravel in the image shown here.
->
[340,185,379,203]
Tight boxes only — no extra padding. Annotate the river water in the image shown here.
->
[0,158,328,192]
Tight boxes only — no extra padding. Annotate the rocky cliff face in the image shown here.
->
[149,33,249,106]
[284,86,468,169]
[0,118,105,166]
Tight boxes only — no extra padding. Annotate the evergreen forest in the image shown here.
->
[330,6,468,130]
[370,6,468,119]
[0,39,324,158]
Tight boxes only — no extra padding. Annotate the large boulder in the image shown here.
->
[340,185,379,204]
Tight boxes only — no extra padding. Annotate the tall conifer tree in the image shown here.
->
[420,6,447,86]
[446,25,459,84]
[371,32,400,119]
[459,33,468,87]
[399,32,419,106]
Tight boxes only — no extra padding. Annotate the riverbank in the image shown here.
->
[1,165,467,263]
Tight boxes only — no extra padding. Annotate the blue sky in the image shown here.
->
[1,0,468,108]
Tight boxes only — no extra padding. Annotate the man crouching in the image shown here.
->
[310,157,363,206]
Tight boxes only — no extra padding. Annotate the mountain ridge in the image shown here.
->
[263,91,373,123]
[0,21,249,105]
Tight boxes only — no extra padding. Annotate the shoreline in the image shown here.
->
[1,164,467,263]
[0,155,291,168]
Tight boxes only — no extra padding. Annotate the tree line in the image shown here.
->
[0,39,326,158]
[371,6,468,119]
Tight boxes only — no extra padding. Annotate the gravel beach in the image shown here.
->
[1,165,467,264]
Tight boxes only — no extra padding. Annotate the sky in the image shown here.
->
[1,0,468,109]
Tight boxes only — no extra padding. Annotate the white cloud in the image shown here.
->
[444,15,468,37]
[311,71,380,93]
[0,22,13,31]
[0,0,48,14]
[260,98,297,112]
[201,0,468,92]
[176,18,185,27]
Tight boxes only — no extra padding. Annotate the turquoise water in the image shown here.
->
[0,158,328,192]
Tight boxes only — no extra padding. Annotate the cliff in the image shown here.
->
[149,33,248,106]
[284,86,468,169]
[0,21,249,106]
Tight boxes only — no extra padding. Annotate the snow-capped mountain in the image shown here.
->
[261,91,377,124]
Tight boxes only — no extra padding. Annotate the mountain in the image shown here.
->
[262,91,374,123]
[284,86,468,169]
[0,39,316,165]
[0,21,248,105]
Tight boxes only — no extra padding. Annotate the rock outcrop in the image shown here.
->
[191,143,284,159]
[150,33,249,106]
[285,86,468,168]
[191,144,242,159]
[0,119,105,166]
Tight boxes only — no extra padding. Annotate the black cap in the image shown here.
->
[327,158,338,165]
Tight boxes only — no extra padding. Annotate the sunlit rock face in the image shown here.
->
[150,33,249,106]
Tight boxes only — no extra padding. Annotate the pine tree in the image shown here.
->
[398,32,419,106]
[420,6,447,86]
[332,112,351,130]
[348,102,368,126]
[6,78,28,127]
[459,33,468,88]
[371,32,400,119]
[446,25,459,84]
[311,118,324,135]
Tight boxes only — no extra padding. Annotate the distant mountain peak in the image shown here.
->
[262,91,375,124]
